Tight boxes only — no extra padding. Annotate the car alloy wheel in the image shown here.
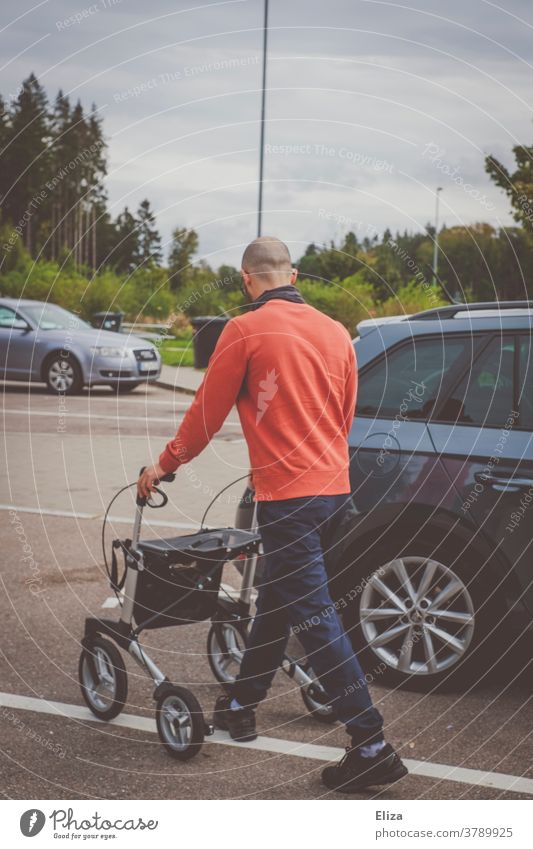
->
[48,357,76,392]
[360,556,475,677]
[45,353,83,394]
[48,358,75,391]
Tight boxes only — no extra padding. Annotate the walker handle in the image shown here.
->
[138,466,176,484]
[137,467,175,508]
[160,472,176,483]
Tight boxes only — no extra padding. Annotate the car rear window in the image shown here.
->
[440,336,515,428]
[357,337,470,420]
[518,336,533,429]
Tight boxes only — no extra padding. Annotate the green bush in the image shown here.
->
[158,337,194,368]
[379,280,447,316]
[175,270,244,319]
[0,259,175,322]
[115,268,174,320]
[0,260,87,313]
[299,272,377,332]
[0,252,449,346]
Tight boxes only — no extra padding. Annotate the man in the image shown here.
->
[138,236,407,793]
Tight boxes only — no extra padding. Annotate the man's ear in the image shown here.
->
[290,267,298,284]
[240,269,252,299]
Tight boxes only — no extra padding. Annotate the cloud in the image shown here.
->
[1,0,530,264]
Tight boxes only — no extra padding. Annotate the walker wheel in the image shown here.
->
[79,635,128,721]
[207,620,248,691]
[155,685,205,760]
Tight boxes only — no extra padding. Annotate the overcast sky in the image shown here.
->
[2,0,533,266]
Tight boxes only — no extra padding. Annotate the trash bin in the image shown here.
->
[190,316,228,369]
[93,311,124,333]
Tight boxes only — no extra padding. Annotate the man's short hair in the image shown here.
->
[241,236,292,280]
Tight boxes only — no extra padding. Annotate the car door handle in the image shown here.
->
[475,472,533,492]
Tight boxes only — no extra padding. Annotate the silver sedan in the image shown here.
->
[0,298,161,394]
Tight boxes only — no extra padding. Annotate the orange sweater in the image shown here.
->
[159,299,357,501]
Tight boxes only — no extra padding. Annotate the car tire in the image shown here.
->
[44,352,83,395]
[340,533,501,692]
[108,382,141,393]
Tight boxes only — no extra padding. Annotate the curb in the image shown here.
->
[155,377,196,396]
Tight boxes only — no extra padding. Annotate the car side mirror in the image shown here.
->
[14,320,32,332]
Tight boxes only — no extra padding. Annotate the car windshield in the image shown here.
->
[23,304,91,331]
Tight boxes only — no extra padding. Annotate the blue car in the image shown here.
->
[237,301,533,689]
[0,298,161,393]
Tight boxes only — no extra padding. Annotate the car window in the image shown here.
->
[22,303,89,331]
[358,337,470,420]
[518,335,533,430]
[440,336,515,428]
[0,306,27,329]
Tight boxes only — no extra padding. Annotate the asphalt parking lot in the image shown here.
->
[1,380,532,800]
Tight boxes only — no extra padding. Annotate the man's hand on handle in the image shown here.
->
[137,462,167,499]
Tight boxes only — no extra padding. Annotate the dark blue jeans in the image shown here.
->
[231,494,384,747]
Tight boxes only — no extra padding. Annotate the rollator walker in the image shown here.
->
[78,469,260,759]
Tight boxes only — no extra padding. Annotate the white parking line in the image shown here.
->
[2,408,242,428]
[2,408,181,424]
[0,504,201,530]
[1,392,192,407]
[0,691,531,796]
[61,397,194,407]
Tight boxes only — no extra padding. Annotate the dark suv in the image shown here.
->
[237,301,533,689]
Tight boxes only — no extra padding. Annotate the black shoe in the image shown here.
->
[213,695,257,742]
[322,743,408,793]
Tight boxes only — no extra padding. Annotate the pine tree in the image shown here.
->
[48,90,71,261]
[297,243,322,280]
[85,106,107,268]
[4,73,51,255]
[68,100,87,266]
[0,94,11,210]
[342,231,359,256]
[133,199,162,268]
[486,145,533,236]
[111,206,139,272]
[168,226,198,290]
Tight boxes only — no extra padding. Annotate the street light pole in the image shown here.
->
[432,186,443,285]
[257,0,269,237]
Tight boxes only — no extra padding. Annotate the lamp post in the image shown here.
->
[257,0,269,237]
[432,186,443,285]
